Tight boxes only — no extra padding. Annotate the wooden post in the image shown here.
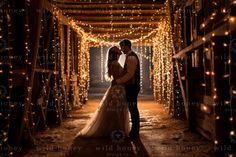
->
[175,60,189,120]
[17,0,44,145]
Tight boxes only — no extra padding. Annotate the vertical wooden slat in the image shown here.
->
[175,60,189,120]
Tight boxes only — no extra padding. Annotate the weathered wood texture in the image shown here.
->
[172,0,236,148]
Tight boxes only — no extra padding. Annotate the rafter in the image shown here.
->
[51,0,166,5]
[61,9,166,15]
[55,3,165,9]
[80,23,159,29]
[46,0,166,43]
[78,21,160,25]
[86,29,156,34]
[73,15,164,21]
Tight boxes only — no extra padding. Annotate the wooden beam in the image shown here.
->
[67,13,166,17]
[79,21,160,25]
[73,15,163,21]
[81,24,158,31]
[36,72,52,129]
[173,22,229,59]
[175,61,188,120]
[17,0,44,145]
[82,27,156,32]
[52,0,166,4]
[89,29,154,34]
[56,3,165,9]
[93,33,152,39]
[62,9,166,15]
[35,68,59,74]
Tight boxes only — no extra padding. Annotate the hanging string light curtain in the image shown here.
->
[78,38,90,103]
[49,0,175,106]
[152,15,174,109]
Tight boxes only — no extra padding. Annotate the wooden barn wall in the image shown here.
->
[0,0,89,155]
[172,0,236,151]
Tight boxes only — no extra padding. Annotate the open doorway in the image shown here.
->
[89,46,153,98]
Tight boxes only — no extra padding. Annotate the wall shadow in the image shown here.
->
[66,137,149,157]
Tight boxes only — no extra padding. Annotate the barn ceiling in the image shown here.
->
[51,0,167,43]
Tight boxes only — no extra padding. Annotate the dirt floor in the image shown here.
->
[18,96,215,157]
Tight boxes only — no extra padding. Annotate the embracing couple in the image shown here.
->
[76,39,140,140]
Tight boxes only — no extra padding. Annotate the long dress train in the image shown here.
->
[76,61,129,138]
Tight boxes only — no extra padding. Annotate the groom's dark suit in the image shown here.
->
[117,51,140,137]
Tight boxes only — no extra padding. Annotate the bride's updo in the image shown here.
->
[106,46,120,78]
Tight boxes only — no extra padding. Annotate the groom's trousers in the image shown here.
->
[125,85,140,135]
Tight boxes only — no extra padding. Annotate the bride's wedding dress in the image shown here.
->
[76,61,129,138]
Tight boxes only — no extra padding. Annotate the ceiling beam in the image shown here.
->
[55,3,165,9]
[61,9,166,15]
[67,13,166,17]
[80,23,159,29]
[85,29,156,33]
[93,34,152,40]
[81,26,158,34]
[73,15,163,21]
[78,21,160,25]
[94,32,150,36]
[51,0,166,5]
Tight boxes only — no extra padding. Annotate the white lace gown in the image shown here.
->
[76,61,129,138]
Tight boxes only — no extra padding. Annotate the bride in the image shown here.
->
[75,46,129,138]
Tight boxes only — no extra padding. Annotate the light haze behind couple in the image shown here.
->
[76,39,140,140]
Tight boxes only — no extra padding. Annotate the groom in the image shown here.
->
[114,39,140,139]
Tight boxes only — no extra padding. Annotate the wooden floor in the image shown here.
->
[20,96,214,157]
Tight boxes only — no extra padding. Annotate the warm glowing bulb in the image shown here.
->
[230,131,235,136]
[216,116,220,120]
[212,42,215,46]
[206,71,210,75]
[212,33,215,36]
[222,8,226,13]
[224,31,229,35]
[214,140,218,144]
[201,83,206,87]
[223,43,228,47]
[232,90,236,95]
[229,17,235,23]
[230,117,233,121]
[213,95,217,99]
[225,101,230,104]
[201,23,205,28]
[202,37,206,41]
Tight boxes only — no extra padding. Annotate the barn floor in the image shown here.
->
[19,96,215,157]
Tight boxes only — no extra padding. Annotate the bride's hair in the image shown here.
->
[106,46,119,79]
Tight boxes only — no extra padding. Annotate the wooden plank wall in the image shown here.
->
[172,0,236,153]
[0,0,89,155]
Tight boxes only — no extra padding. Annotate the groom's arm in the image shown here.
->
[116,56,137,84]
